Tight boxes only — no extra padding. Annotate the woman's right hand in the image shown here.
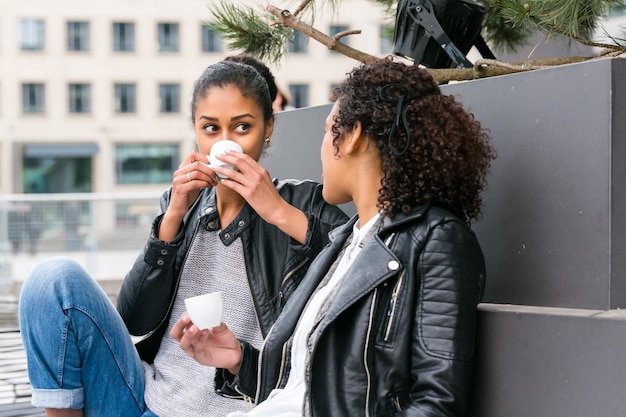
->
[170,313,243,375]
[159,151,219,241]
[169,151,219,216]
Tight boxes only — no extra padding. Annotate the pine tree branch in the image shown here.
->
[266,5,379,62]
[207,0,625,85]
[427,55,596,83]
[293,0,314,18]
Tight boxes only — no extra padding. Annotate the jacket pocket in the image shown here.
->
[377,387,410,415]
[375,272,405,347]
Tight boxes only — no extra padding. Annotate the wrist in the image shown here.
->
[227,342,243,375]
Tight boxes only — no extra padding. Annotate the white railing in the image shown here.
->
[0,192,162,296]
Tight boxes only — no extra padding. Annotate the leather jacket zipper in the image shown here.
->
[234,386,255,410]
[392,396,402,412]
[384,271,404,342]
[252,259,309,402]
[144,219,202,339]
[363,288,378,417]
[278,257,310,306]
[255,328,290,403]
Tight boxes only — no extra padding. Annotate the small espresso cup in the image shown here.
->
[207,140,243,179]
[184,291,223,330]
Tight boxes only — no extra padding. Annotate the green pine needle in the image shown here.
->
[495,0,626,38]
[205,1,291,64]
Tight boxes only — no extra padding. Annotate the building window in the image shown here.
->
[329,24,349,53]
[20,19,44,51]
[380,24,394,55]
[114,83,136,113]
[287,30,308,53]
[159,84,180,113]
[23,145,96,193]
[115,144,179,184]
[158,23,179,52]
[69,83,91,113]
[288,84,309,108]
[67,21,90,51]
[201,25,222,52]
[22,83,45,113]
[113,22,135,52]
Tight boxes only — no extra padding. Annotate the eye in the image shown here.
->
[234,123,251,133]
[203,124,218,133]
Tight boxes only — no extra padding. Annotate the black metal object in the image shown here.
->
[392,0,494,68]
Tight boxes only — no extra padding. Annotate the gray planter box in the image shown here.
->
[268,58,626,310]
[457,58,626,310]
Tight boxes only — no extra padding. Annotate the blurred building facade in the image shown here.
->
[0,0,394,195]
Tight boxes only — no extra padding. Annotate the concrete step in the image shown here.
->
[469,303,626,417]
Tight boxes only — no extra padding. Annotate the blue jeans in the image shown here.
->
[19,257,157,417]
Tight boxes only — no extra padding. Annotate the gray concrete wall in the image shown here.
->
[449,58,626,310]
[265,58,626,310]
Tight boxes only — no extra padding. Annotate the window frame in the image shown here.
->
[67,21,90,52]
[329,24,350,53]
[287,30,308,53]
[158,83,181,113]
[69,83,92,114]
[22,83,45,114]
[19,19,45,51]
[114,83,137,114]
[115,143,180,184]
[113,22,135,52]
[158,22,180,52]
[288,84,309,109]
[201,25,222,53]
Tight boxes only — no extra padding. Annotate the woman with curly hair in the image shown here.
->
[172,57,496,417]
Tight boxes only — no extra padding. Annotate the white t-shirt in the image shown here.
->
[227,214,380,417]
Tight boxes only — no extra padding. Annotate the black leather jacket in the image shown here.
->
[117,179,348,363]
[222,205,485,417]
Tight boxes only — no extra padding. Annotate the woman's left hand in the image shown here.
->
[171,313,243,374]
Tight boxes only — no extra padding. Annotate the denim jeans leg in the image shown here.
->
[19,257,151,416]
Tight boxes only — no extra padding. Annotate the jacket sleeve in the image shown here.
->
[116,189,185,336]
[400,219,485,417]
[214,340,261,400]
[301,183,349,255]
[275,180,348,304]
[278,181,348,265]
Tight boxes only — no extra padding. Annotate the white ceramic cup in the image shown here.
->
[207,140,243,179]
[184,291,223,330]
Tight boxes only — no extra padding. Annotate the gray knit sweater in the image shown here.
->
[143,227,262,416]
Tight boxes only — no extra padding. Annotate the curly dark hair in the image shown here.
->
[332,57,496,224]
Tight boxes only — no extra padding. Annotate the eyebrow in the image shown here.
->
[197,114,256,122]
